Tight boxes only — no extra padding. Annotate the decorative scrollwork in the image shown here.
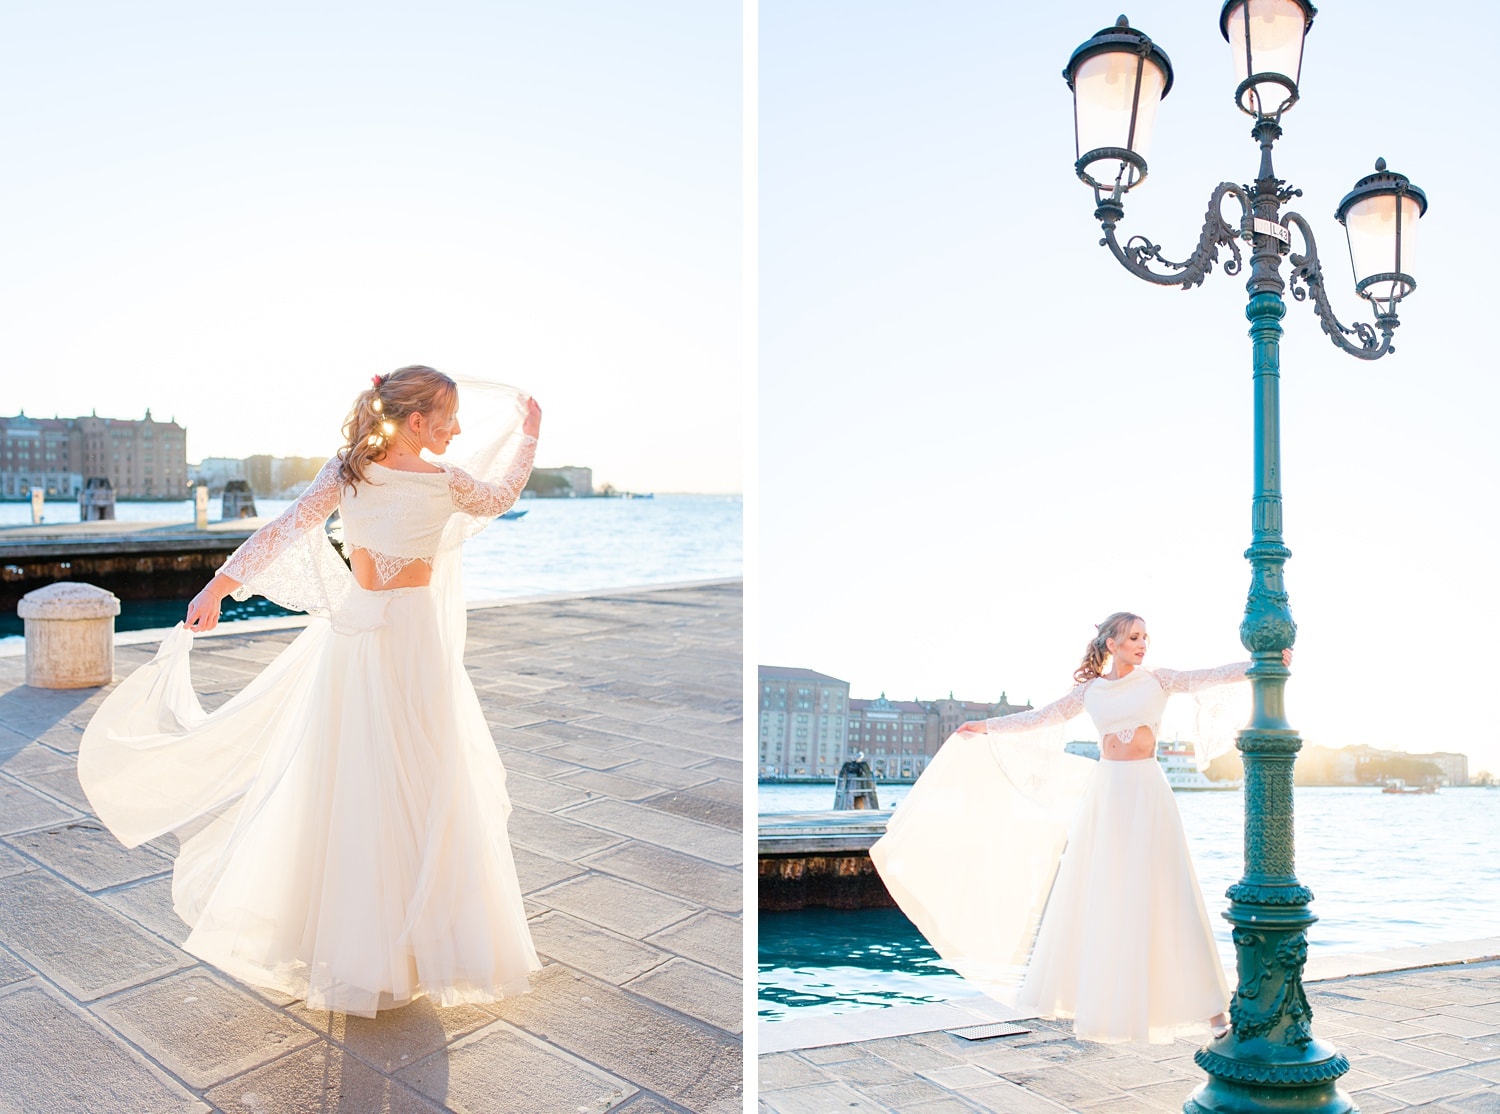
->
[1283,212,1397,360]
[1098,182,1252,289]
[1193,1047,1349,1085]
[1226,881,1315,905]
[1229,928,1316,1047]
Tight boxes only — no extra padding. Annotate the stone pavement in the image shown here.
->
[758,956,1500,1113]
[0,580,743,1113]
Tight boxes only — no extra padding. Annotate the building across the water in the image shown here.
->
[0,409,188,500]
[758,666,851,780]
[757,664,1033,781]
[526,466,594,497]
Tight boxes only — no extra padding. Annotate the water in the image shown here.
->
[758,782,1500,1022]
[0,494,741,639]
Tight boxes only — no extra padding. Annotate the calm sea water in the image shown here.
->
[0,494,741,638]
[759,782,1500,1022]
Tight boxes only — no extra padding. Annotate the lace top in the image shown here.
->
[221,436,537,596]
[983,663,1249,744]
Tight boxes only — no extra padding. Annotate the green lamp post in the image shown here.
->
[1064,6,1427,1114]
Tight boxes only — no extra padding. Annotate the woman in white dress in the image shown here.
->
[79,366,544,1017]
[871,611,1288,1044]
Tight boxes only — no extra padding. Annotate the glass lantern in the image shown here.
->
[1220,0,1317,118]
[1336,159,1428,311]
[1063,16,1174,194]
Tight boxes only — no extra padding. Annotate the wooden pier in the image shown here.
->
[0,519,262,608]
[758,810,896,912]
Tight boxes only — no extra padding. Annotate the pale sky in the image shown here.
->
[759,3,1500,771]
[0,1,741,494]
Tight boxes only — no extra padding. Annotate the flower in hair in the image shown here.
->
[372,374,385,387]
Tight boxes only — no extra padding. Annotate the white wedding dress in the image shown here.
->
[79,385,543,1017]
[871,663,1248,1044]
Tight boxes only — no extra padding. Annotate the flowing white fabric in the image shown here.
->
[871,661,1249,1043]
[78,379,541,1017]
[1016,758,1230,1043]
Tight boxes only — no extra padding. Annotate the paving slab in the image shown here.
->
[643,788,741,829]
[0,582,742,1114]
[7,818,171,891]
[646,910,742,976]
[289,997,500,1073]
[509,844,587,893]
[101,874,192,946]
[95,969,317,1088]
[583,840,743,913]
[529,911,671,985]
[204,1038,448,1113]
[533,871,700,938]
[0,947,32,987]
[399,1018,638,1113]
[0,770,78,834]
[564,797,741,866]
[496,965,742,1109]
[0,981,208,1113]
[626,956,744,1033]
[0,870,191,999]
[0,842,33,880]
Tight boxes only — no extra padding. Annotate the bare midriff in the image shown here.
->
[350,549,433,591]
[1100,725,1156,762]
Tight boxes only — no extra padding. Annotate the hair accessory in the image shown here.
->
[372,374,385,387]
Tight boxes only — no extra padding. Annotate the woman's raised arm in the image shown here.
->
[445,435,538,517]
[954,685,1088,736]
[1154,647,1290,694]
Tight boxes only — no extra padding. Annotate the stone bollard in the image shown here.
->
[18,582,122,689]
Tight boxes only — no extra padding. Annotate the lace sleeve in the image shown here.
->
[1155,663,1252,770]
[1154,662,1250,694]
[445,436,537,517]
[985,685,1087,734]
[219,458,350,614]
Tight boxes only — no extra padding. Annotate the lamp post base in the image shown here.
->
[1185,1055,1356,1114]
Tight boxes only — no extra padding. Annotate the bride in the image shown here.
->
[872,611,1288,1044]
[79,365,544,1017]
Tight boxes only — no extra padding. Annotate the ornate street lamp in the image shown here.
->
[1063,10,1427,1114]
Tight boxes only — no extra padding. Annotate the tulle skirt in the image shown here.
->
[80,584,540,1017]
[871,739,1228,1044]
[1016,757,1229,1043]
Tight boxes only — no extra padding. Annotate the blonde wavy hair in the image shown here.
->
[337,365,458,489]
[1074,611,1144,684]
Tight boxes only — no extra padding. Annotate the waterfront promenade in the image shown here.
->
[758,941,1500,1112]
[0,580,742,1113]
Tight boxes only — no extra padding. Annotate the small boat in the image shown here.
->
[499,509,528,520]
[1381,779,1436,795]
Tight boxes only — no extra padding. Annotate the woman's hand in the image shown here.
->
[522,397,542,438]
[185,574,238,633]
[1283,647,1293,667]
[955,720,987,735]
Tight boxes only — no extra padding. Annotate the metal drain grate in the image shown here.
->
[946,1022,1032,1041]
